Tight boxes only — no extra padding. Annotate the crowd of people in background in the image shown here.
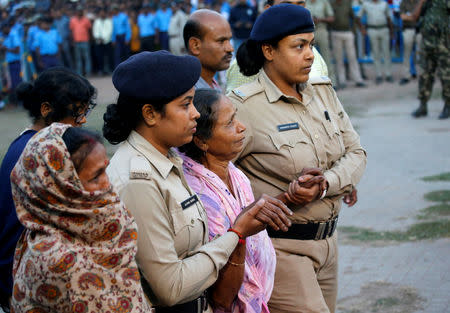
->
[0,0,434,108]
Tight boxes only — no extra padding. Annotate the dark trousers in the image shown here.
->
[141,35,155,51]
[114,35,130,68]
[159,32,169,51]
[8,61,21,90]
[94,43,113,74]
[41,54,61,71]
[60,40,73,69]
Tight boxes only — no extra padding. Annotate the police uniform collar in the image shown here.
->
[259,69,314,106]
[127,131,182,179]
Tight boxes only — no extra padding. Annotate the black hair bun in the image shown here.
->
[103,102,133,145]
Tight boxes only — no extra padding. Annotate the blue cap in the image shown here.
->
[112,51,201,102]
[250,4,315,42]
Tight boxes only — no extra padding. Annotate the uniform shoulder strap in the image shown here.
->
[230,79,264,102]
[129,155,152,180]
[309,75,332,86]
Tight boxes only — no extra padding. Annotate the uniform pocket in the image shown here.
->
[269,131,308,150]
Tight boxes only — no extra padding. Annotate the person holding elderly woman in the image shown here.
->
[229,4,367,313]
[104,51,292,313]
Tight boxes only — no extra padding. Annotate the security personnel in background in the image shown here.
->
[103,51,292,313]
[410,0,449,119]
[229,5,367,313]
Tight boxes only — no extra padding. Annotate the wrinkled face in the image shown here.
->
[199,18,234,72]
[77,143,110,192]
[203,96,246,161]
[267,32,315,84]
[154,87,200,152]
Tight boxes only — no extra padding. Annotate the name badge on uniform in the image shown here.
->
[181,195,199,210]
[277,122,299,132]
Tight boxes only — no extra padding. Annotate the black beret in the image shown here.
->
[112,51,201,102]
[250,4,315,42]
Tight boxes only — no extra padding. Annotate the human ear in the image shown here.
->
[193,136,208,152]
[261,43,275,62]
[189,37,202,56]
[40,102,52,118]
[142,104,158,126]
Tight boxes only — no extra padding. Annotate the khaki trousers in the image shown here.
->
[315,26,336,85]
[268,233,338,313]
[367,27,392,78]
[401,28,416,79]
[331,30,364,85]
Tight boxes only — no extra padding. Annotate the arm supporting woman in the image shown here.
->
[210,242,246,311]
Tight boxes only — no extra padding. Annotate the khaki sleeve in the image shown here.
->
[121,181,238,306]
[229,96,255,163]
[324,91,367,196]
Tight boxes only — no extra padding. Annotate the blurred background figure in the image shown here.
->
[229,0,257,52]
[169,1,188,55]
[330,0,366,89]
[93,9,113,75]
[307,0,336,85]
[70,7,92,76]
[358,0,394,84]
[156,1,172,50]
[138,4,158,52]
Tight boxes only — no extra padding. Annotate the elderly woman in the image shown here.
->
[104,51,292,313]
[178,89,322,313]
[229,4,367,313]
[10,123,151,312]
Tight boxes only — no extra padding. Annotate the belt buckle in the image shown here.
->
[315,222,327,240]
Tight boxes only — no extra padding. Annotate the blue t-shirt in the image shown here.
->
[35,29,62,55]
[156,8,172,32]
[0,129,37,299]
[27,25,41,52]
[138,12,158,37]
[54,15,71,40]
[112,12,131,42]
[3,29,22,63]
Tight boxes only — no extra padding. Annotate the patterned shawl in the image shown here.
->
[181,154,276,313]
[10,123,150,313]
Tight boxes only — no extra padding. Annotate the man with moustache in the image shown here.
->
[183,9,234,90]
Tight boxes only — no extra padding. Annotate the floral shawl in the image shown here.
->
[182,154,276,313]
[10,123,151,313]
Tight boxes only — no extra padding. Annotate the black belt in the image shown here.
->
[154,295,208,313]
[267,216,338,241]
[367,25,388,29]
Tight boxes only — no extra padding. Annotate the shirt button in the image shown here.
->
[191,219,195,224]
[314,134,319,139]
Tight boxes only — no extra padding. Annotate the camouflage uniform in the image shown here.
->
[414,0,449,119]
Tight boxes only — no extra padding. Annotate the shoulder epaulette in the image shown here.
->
[230,80,264,101]
[309,76,332,86]
[129,155,152,180]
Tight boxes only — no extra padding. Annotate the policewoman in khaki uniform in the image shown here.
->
[103,51,292,313]
[228,5,367,313]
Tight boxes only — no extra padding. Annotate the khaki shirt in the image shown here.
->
[107,131,238,308]
[306,0,334,29]
[358,0,391,27]
[228,70,366,223]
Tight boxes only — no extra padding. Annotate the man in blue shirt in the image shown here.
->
[0,21,22,105]
[35,17,62,70]
[138,4,158,51]
[156,2,172,51]
[112,4,131,68]
[54,8,73,69]
[228,0,257,51]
